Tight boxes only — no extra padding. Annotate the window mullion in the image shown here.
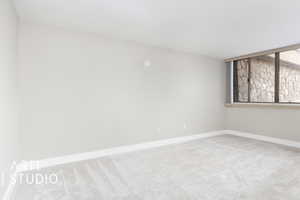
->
[275,52,280,103]
[247,58,251,103]
[233,61,239,102]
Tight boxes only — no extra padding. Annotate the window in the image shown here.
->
[233,54,275,103]
[234,59,249,102]
[279,49,300,103]
[231,47,300,104]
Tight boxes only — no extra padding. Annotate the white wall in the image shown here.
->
[226,107,300,141]
[0,0,19,197]
[19,22,226,160]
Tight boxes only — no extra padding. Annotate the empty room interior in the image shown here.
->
[1,0,300,199]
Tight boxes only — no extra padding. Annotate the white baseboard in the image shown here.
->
[10,129,300,200]
[225,130,300,149]
[11,131,224,199]
[17,130,300,174]
[17,130,226,172]
[17,130,300,173]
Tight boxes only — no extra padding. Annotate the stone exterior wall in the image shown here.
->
[280,64,300,102]
[237,56,300,103]
[237,60,249,102]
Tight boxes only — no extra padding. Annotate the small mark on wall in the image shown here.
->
[144,60,151,67]
[183,123,187,130]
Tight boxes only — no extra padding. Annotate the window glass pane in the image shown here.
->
[236,59,249,102]
[250,54,275,102]
[279,49,300,103]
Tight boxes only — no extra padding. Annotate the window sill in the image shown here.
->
[225,103,300,109]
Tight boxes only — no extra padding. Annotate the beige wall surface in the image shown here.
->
[225,106,300,141]
[19,22,226,160]
[0,0,19,197]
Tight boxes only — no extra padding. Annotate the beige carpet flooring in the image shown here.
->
[13,134,300,200]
